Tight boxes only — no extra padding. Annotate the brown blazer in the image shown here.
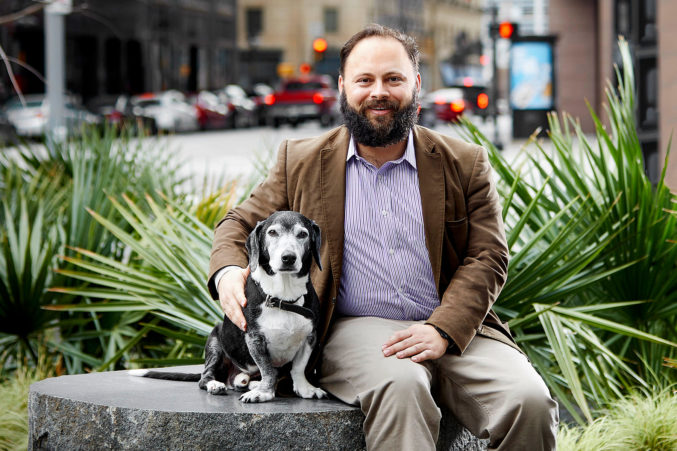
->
[208,125,513,354]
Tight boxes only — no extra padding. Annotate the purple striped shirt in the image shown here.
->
[336,131,441,320]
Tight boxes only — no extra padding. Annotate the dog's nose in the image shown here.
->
[281,253,297,265]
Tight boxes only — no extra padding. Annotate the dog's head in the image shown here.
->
[246,211,322,277]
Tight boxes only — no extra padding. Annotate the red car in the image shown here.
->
[266,75,339,128]
[419,88,467,125]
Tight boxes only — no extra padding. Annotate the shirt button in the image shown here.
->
[389,248,394,255]
[377,175,383,181]
[381,210,388,216]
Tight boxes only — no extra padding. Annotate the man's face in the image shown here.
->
[339,36,421,147]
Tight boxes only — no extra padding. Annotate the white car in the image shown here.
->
[4,94,100,138]
[129,91,199,133]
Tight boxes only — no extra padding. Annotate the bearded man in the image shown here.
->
[208,24,558,451]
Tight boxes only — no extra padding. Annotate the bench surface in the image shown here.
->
[29,365,486,450]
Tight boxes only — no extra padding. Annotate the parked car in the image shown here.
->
[4,94,101,138]
[266,75,339,128]
[216,84,257,128]
[418,88,467,126]
[86,95,156,133]
[188,90,232,130]
[246,83,274,126]
[129,91,199,133]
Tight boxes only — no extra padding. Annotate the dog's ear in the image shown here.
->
[245,221,265,272]
[310,220,322,271]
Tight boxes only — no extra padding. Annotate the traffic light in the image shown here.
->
[312,38,328,53]
[489,21,519,40]
[313,38,328,63]
[498,21,518,39]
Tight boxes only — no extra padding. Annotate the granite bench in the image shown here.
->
[29,365,487,450]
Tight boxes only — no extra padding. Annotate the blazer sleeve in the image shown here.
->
[207,140,291,299]
[427,146,509,353]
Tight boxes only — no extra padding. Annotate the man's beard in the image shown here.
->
[340,89,418,148]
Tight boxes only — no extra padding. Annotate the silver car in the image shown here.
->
[129,91,199,133]
[4,94,100,138]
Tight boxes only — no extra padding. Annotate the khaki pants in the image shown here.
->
[319,317,558,451]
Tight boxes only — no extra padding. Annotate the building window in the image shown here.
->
[324,7,338,33]
[246,8,263,39]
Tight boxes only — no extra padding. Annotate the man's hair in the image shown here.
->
[339,24,420,76]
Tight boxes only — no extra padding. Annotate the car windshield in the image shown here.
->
[285,81,325,91]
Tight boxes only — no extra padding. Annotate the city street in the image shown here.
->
[164,114,516,192]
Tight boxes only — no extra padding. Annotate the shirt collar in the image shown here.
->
[346,129,417,170]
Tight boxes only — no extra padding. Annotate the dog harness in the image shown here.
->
[265,295,315,321]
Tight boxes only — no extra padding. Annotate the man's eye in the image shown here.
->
[297,231,308,239]
[268,230,278,237]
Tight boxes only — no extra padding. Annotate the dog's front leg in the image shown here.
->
[239,333,277,403]
[290,341,327,399]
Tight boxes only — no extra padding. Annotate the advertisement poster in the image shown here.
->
[509,41,554,110]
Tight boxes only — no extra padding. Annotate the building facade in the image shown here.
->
[549,0,675,188]
[236,0,484,91]
[1,0,238,102]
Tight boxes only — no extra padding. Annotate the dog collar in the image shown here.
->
[265,295,315,321]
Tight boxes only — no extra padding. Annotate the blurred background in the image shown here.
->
[0,0,674,186]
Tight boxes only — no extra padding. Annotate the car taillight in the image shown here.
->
[450,99,465,113]
[264,94,275,105]
[313,93,324,104]
[476,93,489,109]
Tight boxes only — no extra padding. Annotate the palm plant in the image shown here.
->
[0,188,65,367]
[458,38,676,422]
[48,148,273,370]
[0,126,186,373]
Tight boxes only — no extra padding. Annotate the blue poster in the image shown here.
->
[509,41,554,110]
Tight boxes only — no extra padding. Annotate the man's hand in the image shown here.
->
[382,324,448,363]
[217,266,251,331]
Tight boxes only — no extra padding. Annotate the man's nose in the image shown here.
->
[370,80,390,99]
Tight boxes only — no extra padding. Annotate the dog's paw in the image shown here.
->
[206,380,228,395]
[294,383,327,400]
[239,388,275,403]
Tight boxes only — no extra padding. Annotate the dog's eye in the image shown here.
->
[297,231,308,239]
[268,229,278,237]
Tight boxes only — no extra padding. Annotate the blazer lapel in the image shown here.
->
[413,126,444,290]
[320,127,349,297]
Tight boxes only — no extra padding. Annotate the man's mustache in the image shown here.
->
[360,99,400,113]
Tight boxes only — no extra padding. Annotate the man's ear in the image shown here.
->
[338,75,344,96]
[416,72,421,95]
[245,221,265,272]
[310,220,322,271]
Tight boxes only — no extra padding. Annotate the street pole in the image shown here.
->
[45,0,71,141]
[490,5,502,150]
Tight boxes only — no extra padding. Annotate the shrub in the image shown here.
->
[557,390,677,451]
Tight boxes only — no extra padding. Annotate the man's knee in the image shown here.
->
[514,375,558,416]
[500,377,558,446]
[363,361,436,412]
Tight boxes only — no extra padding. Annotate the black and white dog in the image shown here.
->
[130,211,327,403]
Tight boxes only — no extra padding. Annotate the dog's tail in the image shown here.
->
[128,369,200,382]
